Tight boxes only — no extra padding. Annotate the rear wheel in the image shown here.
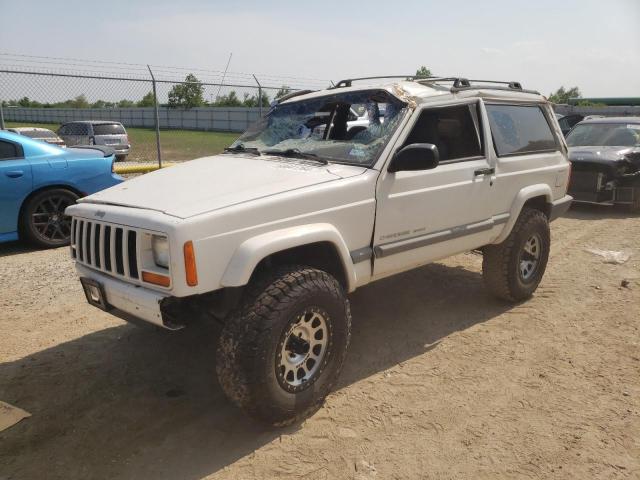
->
[215,266,351,426]
[22,188,78,248]
[482,208,550,302]
[115,154,127,162]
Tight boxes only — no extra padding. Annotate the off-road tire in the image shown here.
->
[482,208,550,302]
[215,266,351,426]
[22,188,79,248]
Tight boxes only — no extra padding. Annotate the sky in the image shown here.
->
[1,0,639,97]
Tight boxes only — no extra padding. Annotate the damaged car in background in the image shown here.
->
[566,117,640,212]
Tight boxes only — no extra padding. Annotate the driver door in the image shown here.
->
[372,99,498,279]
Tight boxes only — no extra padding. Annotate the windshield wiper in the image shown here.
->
[224,144,261,155]
[262,148,329,165]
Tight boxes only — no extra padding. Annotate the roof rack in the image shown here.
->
[333,75,539,95]
[274,89,316,104]
[417,77,539,95]
[333,75,432,88]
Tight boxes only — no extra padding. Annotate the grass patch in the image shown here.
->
[5,122,239,163]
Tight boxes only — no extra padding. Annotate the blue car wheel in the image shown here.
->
[23,188,79,248]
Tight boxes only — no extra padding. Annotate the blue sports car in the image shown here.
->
[0,130,123,248]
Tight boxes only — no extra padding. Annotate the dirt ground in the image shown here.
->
[0,205,638,480]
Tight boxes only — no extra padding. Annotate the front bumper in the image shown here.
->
[76,264,181,330]
[112,145,131,155]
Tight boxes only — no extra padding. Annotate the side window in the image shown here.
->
[486,104,557,156]
[64,123,89,135]
[558,117,570,131]
[58,125,68,135]
[403,104,483,162]
[0,140,22,160]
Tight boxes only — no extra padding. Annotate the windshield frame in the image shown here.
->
[228,88,409,168]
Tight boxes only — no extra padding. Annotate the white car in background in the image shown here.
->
[7,127,65,147]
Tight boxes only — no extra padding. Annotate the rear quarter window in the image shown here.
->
[93,124,126,135]
[0,140,23,160]
[486,104,557,156]
[61,123,90,135]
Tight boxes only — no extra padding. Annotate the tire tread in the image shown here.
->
[216,265,351,426]
[483,208,549,302]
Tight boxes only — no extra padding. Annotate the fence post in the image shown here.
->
[253,74,263,118]
[147,65,162,169]
[0,100,5,129]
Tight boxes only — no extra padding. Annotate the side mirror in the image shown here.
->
[388,143,439,173]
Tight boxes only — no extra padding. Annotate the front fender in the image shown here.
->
[493,184,552,244]
[220,223,357,291]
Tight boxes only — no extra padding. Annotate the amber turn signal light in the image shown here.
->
[141,271,171,287]
[184,241,198,286]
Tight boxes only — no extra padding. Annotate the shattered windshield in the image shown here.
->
[229,90,407,166]
[566,123,640,147]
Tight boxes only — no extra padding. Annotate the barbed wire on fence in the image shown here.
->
[0,55,338,170]
[0,52,332,90]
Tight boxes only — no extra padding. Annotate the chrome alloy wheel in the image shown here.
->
[276,307,331,393]
[519,233,542,282]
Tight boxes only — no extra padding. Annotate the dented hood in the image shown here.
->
[80,154,366,218]
[568,146,638,166]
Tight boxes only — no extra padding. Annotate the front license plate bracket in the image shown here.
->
[80,277,112,311]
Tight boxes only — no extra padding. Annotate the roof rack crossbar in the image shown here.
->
[333,76,538,95]
[274,89,316,103]
[334,75,434,88]
[417,77,538,95]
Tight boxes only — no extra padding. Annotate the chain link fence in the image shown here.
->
[0,58,331,172]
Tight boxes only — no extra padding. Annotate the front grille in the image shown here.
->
[71,218,140,281]
[569,171,603,193]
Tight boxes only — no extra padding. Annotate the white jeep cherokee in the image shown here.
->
[67,76,572,425]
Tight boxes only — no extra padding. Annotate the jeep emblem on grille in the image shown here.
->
[95,211,106,218]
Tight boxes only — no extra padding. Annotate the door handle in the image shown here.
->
[474,167,495,176]
[5,170,24,178]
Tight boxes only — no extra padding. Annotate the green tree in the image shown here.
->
[168,73,205,108]
[117,99,135,108]
[214,90,243,107]
[415,66,432,78]
[137,91,156,107]
[548,86,581,104]
[274,85,291,100]
[241,91,271,107]
[69,95,90,108]
[18,97,33,107]
[14,97,44,107]
[91,100,116,108]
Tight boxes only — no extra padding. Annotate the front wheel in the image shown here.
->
[22,188,78,248]
[482,208,550,302]
[215,266,351,426]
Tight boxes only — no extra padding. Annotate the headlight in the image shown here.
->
[151,235,169,268]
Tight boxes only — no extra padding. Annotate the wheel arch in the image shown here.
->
[220,224,357,292]
[493,185,552,244]
[17,184,83,237]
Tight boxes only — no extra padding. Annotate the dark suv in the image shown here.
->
[566,116,640,211]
